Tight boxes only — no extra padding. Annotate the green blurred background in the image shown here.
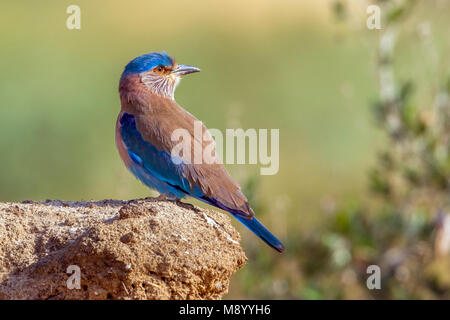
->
[1,0,449,299]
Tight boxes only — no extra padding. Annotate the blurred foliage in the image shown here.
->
[231,0,450,299]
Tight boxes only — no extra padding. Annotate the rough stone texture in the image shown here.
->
[0,198,247,300]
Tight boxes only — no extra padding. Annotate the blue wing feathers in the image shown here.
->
[120,112,285,253]
[120,112,198,196]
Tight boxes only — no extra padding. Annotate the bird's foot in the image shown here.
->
[154,194,168,201]
[154,194,198,212]
[175,200,199,212]
[154,193,179,202]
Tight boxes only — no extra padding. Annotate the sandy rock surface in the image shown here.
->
[0,198,247,299]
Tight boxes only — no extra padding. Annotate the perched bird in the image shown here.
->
[116,51,285,253]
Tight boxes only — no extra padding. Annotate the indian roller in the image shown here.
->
[116,51,285,253]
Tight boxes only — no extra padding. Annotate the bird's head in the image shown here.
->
[122,51,200,99]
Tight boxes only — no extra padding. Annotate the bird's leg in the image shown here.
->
[175,200,198,212]
[166,194,178,202]
[154,193,179,202]
[154,194,169,201]
[155,193,197,211]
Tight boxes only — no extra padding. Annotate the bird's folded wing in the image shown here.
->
[120,97,254,219]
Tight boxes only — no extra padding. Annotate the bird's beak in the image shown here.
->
[172,64,200,76]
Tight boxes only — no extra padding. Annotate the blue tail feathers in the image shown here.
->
[233,214,285,253]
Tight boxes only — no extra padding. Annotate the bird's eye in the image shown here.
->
[154,66,164,73]
[158,66,163,72]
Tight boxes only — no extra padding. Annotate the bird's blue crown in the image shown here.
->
[123,51,174,74]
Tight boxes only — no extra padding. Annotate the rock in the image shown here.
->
[0,198,247,300]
